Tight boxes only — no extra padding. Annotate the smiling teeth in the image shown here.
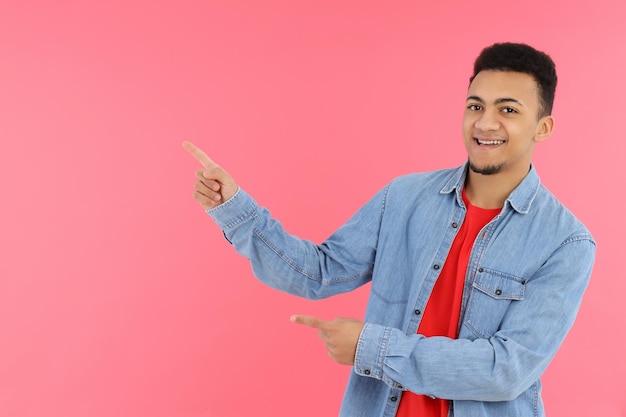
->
[477,139,504,145]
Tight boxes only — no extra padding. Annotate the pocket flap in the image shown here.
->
[473,270,525,300]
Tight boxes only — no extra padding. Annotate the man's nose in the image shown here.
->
[474,110,500,131]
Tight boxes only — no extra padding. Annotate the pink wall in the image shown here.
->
[1,1,624,416]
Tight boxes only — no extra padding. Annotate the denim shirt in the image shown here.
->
[207,164,596,417]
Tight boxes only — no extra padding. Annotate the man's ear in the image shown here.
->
[534,115,555,143]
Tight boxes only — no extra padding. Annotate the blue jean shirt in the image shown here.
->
[207,164,596,417]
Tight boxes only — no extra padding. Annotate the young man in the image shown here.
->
[184,43,596,417]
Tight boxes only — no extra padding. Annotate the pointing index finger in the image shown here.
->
[182,141,215,168]
[290,315,329,329]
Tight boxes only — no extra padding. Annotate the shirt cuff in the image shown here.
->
[205,187,256,230]
[354,322,391,380]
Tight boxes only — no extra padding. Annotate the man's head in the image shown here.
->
[463,43,557,179]
[470,42,557,118]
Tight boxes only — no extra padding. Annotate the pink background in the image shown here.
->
[1,1,624,416]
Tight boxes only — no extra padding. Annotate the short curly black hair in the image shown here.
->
[470,42,557,117]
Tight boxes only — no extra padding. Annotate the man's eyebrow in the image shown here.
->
[466,95,524,106]
[495,97,524,106]
[466,95,484,103]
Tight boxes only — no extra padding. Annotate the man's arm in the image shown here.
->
[294,237,596,402]
[183,141,382,300]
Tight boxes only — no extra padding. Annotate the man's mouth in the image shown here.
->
[475,138,505,145]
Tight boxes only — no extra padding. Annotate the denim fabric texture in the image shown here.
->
[207,163,596,417]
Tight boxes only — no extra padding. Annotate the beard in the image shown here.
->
[469,161,504,175]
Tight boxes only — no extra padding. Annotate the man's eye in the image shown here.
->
[502,107,517,114]
[467,104,482,111]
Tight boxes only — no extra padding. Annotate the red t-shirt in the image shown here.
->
[395,190,500,417]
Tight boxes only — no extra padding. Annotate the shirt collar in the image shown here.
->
[440,163,541,214]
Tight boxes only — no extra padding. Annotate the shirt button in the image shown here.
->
[390,396,398,402]
[414,309,421,315]
[451,222,458,228]
[433,264,440,270]
[364,369,371,375]
[521,280,527,285]
[495,289,502,295]
[478,267,484,273]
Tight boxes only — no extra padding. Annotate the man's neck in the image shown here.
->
[464,166,530,209]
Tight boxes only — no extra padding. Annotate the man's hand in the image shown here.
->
[291,315,365,366]
[183,141,238,210]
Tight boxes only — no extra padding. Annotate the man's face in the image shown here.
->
[462,70,553,177]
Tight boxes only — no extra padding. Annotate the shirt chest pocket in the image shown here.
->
[463,269,526,338]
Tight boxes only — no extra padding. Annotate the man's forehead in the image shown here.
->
[468,70,539,102]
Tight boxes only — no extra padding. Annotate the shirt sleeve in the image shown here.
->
[206,185,389,300]
[354,237,596,402]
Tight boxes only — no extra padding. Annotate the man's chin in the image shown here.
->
[469,162,504,176]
